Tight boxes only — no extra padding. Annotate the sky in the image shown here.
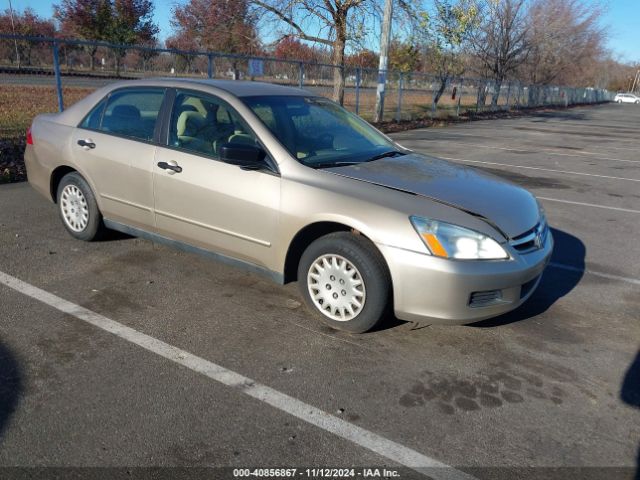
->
[4,0,640,62]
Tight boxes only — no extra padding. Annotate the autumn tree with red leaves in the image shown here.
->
[168,0,259,78]
[54,0,158,71]
[0,7,56,67]
[346,49,378,69]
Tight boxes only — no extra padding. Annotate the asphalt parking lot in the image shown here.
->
[0,102,638,480]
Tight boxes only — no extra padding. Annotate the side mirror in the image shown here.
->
[219,143,266,170]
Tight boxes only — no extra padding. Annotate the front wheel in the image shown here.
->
[57,172,106,241]
[297,232,391,333]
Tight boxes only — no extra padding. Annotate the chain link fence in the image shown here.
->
[1,33,613,135]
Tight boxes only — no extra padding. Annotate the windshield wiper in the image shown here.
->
[364,150,407,162]
[309,151,406,169]
[310,161,361,169]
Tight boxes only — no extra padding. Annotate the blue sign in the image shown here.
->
[249,59,264,77]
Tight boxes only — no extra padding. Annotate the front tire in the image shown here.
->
[57,172,105,241]
[297,232,391,333]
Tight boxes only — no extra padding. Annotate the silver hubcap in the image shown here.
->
[60,185,89,232]
[307,254,366,322]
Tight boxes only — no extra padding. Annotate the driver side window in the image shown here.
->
[169,91,257,158]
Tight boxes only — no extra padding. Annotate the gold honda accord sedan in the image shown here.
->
[24,78,552,332]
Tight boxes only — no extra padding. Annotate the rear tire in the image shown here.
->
[56,172,106,241]
[297,232,391,333]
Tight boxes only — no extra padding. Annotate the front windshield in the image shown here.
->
[242,95,399,167]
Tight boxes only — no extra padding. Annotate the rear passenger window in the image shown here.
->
[99,89,164,141]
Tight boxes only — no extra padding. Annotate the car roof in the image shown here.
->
[51,77,316,127]
[147,77,310,97]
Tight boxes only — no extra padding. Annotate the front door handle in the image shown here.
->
[77,139,96,149]
[157,161,183,174]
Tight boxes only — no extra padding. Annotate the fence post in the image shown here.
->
[355,67,361,115]
[52,40,64,112]
[298,62,304,89]
[208,54,214,79]
[456,78,464,117]
[396,72,403,122]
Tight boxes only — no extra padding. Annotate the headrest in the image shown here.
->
[177,110,206,137]
[228,132,255,146]
[111,104,140,120]
[177,104,198,115]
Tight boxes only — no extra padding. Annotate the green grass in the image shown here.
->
[0,84,96,134]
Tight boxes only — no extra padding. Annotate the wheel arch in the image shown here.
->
[283,221,390,285]
[50,165,78,203]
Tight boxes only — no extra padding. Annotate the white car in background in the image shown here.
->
[614,93,640,104]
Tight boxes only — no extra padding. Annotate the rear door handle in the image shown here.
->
[77,139,96,149]
[157,161,183,174]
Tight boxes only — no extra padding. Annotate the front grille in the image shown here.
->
[469,289,503,308]
[510,220,548,253]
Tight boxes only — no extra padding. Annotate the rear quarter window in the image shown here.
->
[98,89,165,141]
[80,98,107,130]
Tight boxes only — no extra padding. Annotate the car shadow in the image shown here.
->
[470,227,585,328]
[98,228,133,242]
[621,351,640,480]
[0,341,22,441]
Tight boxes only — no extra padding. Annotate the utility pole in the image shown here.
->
[374,0,393,123]
[8,0,20,69]
[631,70,640,94]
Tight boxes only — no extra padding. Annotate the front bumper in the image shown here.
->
[377,232,553,325]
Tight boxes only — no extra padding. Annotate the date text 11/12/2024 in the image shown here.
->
[232,468,401,478]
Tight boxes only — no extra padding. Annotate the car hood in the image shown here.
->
[326,153,540,239]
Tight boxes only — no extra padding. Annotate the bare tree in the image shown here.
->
[524,0,606,87]
[250,0,382,104]
[470,0,529,107]
[603,59,640,92]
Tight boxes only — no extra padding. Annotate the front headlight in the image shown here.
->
[536,201,549,244]
[410,216,509,260]
[537,201,547,227]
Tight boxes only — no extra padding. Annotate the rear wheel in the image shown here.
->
[57,172,105,241]
[297,232,391,333]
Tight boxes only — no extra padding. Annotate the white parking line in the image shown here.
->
[596,144,640,152]
[416,140,640,164]
[438,156,640,183]
[0,270,476,480]
[549,263,640,286]
[537,197,640,214]
[399,130,640,153]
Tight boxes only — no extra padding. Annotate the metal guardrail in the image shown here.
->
[0,33,613,121]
